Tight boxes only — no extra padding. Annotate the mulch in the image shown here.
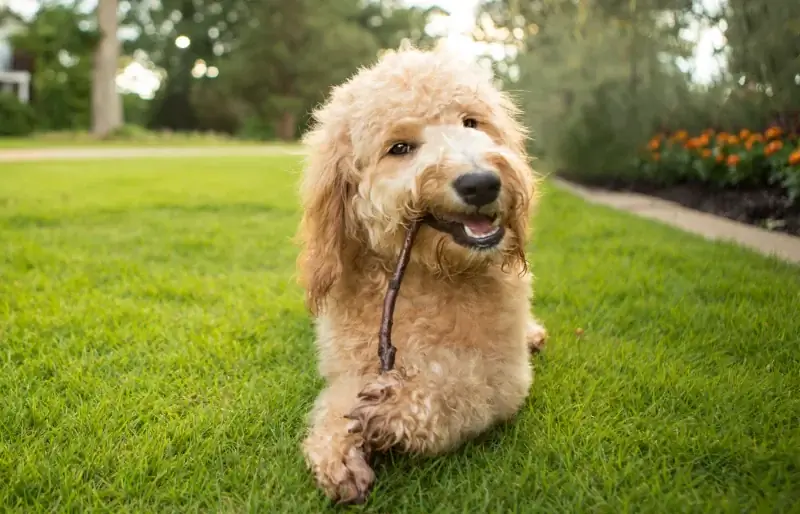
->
[558,173,800,237]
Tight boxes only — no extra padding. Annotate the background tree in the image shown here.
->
[213,0,440,139]
[722,0,800,127]
[122,0,253,131]
[92,0,123,137]
[120,0,438,137]
[2,1,97,131]
[478,0,710,179]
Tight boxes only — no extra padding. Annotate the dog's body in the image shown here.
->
[296,45,545,504]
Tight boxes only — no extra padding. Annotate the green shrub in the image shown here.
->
[237,115,277,141]
[0,93,36,136]
[107,124,154,140]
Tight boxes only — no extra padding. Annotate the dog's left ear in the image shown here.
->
[296,123,357,316]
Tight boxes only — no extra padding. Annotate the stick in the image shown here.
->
[378,219,421,373]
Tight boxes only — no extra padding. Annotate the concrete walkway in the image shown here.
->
[0,145,305,162]
[552,178,800,265]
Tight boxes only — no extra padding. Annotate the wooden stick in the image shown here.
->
[378,219,421,373]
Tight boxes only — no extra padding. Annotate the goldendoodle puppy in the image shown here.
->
[296,44,546,504]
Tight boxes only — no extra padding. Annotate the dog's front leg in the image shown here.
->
[345,361,530,456]
[302,375,375,504]
[526,316,547,353]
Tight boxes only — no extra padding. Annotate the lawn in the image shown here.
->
[1,156,799,513]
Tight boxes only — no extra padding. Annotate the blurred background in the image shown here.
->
[0,0,798,201]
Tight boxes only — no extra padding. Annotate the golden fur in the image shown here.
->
[296,44,547,504]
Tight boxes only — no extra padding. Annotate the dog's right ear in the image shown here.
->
[296,123,356,316]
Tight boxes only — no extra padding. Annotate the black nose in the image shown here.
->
[452,172,501,207]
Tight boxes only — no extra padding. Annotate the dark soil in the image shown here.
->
[558,172,800,237]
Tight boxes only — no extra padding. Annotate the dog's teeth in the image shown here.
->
[463,224,499,239]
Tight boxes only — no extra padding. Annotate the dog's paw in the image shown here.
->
[304,440,375,505]
[345,370,409,452]
[527,320,547,353]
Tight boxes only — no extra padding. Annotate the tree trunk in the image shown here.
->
[92,0,123,138]
[277,111,296,141]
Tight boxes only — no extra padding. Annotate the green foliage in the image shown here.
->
[222,0,377,139]
[219,0,438,139]
[5,2,97,131]
[123,0,438,137]
[237,114,278,141]
[120,93,151,127]
[0,92,35,136]
[482,0,694,181]
[123,0,248,131]
[481,0,800,188]
[724,0,800,113]
[356,0,444,50]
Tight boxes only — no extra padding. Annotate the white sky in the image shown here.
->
[3,0,726,98]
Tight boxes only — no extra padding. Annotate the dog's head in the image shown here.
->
[297,45,538,313]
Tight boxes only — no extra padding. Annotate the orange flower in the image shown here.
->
[765,140,784,156]
[789,149,800,166]
[727,154,741,167]
[715,152,725,163]
[672,130,689,141]
[716,132,730,142]
[647,138,660,151]
[745,134,764,150]
[727,135,740,145]
[765,126,782,140]
[739,129,751,139]
[701,149,712,158]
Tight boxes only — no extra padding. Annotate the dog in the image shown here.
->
[295,44,547,504]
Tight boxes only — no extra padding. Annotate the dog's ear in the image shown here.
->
[296,123,356,315]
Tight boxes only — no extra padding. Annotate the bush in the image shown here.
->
[106,123,154,140]
[0,92,36,136]
[237,115,277,141]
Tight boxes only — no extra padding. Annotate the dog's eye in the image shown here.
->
[388,142,414,156]
[463,118,478,129]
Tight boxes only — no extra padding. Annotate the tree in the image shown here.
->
[92,0,123,137]
[122,0,254,131]
[120,0,441,136]
[2,2,97,131]
[723,0,800,114]
[222,0,441,140]
[477,0,698,177]
[355,0,444,50]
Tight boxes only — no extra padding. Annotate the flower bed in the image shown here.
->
[557,126,800,236]
[640,127,800,204]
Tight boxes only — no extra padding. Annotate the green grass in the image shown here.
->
[1,156,799,513]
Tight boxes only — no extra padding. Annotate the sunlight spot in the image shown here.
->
[175,35,191,49]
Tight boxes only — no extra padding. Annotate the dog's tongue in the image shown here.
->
[462,216,495,236]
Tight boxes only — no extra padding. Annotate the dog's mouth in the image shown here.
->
[423,212,505,249]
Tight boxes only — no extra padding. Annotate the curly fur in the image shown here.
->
[296,43,547,504]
